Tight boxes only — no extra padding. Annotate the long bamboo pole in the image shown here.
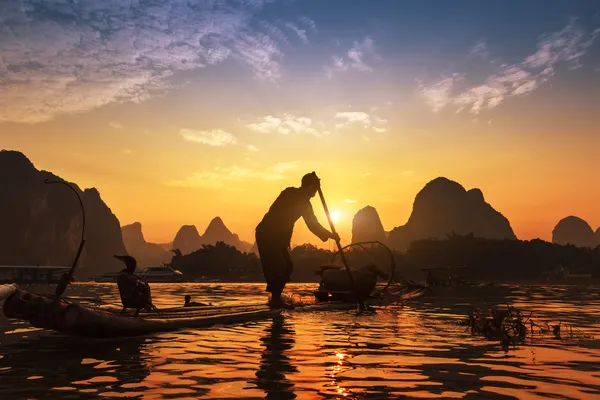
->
[317,187,366,312]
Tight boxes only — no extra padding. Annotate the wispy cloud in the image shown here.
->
[165,162,300,189]
[123,149,132,156]
[0,0,306,123]
[325,37,380,78]
[418,19,600,114]
[285,22,309,44]
[344,199,357,203]
[233,31,283,82]
[246,144,259,152]
[246,114,327,137]
[109,121,123,130]
[180,129,238,147]
[417,74,464,113]
[260,21,291,45]
[298,17,317,33]
[334,111,388,132]
[470,39,490,60]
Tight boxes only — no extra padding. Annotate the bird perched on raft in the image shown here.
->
[113,255,158,316]
[184,295,211,307]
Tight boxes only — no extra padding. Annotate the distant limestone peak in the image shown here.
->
[203,216,232,237]
[121,222,171,267]
[171,219,253,254]
[351,206,387,243]
[0,149,36,171]
[172,225,202,255]
[387,176,516,251]
[121,222,145,246]
[552,216,595,248]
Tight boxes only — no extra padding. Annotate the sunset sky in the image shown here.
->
[2,0,600,247]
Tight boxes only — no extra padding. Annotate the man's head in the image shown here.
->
[300,171,320,197]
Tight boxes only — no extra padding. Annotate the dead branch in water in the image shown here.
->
[459,305,592,352]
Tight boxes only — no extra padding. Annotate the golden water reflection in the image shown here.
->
[0,283,599,399]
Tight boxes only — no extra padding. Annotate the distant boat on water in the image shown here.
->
[138,266,185,282]
[542,265,592,280]
[94,265,185,283]
[0,265,70,284]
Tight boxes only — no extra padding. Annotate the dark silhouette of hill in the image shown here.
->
[404,234,600,281]
[595,228,600,248]
[387,177,516,251]
[351,205,387,243]
[166,234,600,282]
[0,150,126,277]
[121,222,171,267]
[202,217,253,252]
[156,242,173,251]
[172,218,252,255]
[172,225,202,255]
[552,216,595,248]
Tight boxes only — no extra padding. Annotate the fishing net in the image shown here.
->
[328,240,396,297]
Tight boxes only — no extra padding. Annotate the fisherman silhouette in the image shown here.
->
[255,172,339,309]
[113,255,158,316]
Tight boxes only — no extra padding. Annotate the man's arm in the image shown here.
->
[302,202,332,242]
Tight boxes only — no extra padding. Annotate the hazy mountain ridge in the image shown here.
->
[121,222,172,267]
[172,217,253,255]
[5,149,599,279]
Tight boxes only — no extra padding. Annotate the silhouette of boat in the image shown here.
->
[93,266,186,283]
[542,265,592,280]
[1,285,427,338]
[0,265,71,284]
[137,266,185,282]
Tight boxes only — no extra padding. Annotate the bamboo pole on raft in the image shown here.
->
[317,187,366,312]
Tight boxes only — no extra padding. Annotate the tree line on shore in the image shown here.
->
[166,234,600,282]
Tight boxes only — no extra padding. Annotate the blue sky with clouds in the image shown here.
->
[1,0,599,124]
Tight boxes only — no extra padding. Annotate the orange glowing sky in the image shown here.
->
[1,1,600,247]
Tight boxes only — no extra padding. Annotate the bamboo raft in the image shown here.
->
[1,286,429,339]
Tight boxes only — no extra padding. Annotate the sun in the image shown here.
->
[329,210,343,223]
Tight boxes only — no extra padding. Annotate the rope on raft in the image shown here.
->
[44,179,87,297]
[329,240,396,297]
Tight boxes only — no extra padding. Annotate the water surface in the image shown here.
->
[1,283,599,399]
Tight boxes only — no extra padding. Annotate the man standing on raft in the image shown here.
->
[256,172,339,309]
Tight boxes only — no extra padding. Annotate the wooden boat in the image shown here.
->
[2,285,428,339]
[2,289,282,338]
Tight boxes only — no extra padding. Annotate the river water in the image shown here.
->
[0,283,599,399]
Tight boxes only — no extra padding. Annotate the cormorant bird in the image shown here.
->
[184,295,211,307]
[113,255,158,316]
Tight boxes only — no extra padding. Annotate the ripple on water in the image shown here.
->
[1,282,599,399]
